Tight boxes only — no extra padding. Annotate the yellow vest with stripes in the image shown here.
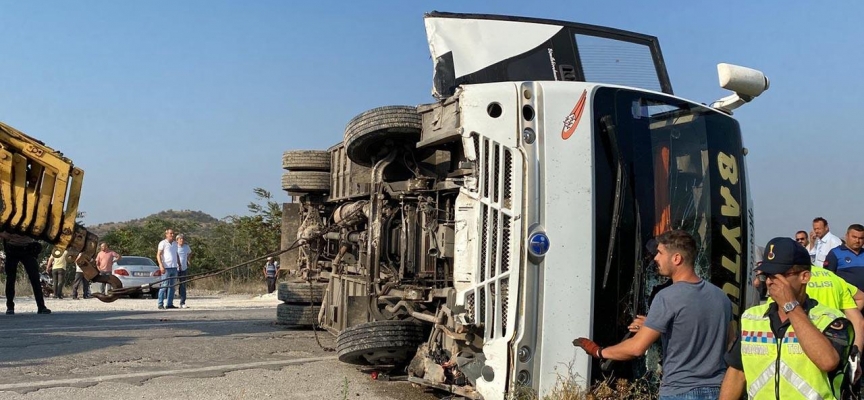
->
[764,266,857,311]
[740,302,844,400]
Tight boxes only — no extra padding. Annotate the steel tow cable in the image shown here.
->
[97,238,303,301]
[308,279,335,352]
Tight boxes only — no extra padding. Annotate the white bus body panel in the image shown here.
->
[454,82,599,398]
[530,82,597,395]
[455,82,525,400]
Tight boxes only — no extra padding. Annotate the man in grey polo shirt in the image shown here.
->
[574,230,732,399]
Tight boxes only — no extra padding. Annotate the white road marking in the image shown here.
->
[0,356,337,391]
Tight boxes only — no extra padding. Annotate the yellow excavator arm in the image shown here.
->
[0,121,107,286]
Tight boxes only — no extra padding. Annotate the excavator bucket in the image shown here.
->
[0,121,107,294]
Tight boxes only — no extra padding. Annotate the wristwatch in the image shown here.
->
[783,300,800,313]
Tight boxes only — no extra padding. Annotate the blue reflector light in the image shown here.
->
[528,232,550,256]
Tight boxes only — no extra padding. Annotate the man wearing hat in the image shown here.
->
[720,237,854,400]
[264,257,277,294]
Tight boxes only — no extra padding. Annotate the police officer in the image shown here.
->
[264,257,277,294]
[720,237,853,400]
[825,224,864,292]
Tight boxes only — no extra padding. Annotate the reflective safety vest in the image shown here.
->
[766,266,857,311]
[265,262,277,277]
[740,303,844,400]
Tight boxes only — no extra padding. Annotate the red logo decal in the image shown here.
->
[561,89,588,140]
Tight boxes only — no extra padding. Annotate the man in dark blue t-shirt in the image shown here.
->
[825,224,864,291]
[574,230,732,399]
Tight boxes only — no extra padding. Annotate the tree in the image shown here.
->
[94,188,282,283]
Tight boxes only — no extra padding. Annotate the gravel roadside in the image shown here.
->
[2,290,282,313]
[0,291,439,400]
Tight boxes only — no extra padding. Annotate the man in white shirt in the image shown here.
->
[71,257,91,299]
[156,229,180,310]
[810,217,843,266]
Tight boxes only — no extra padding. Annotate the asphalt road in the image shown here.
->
[0,298,438,400]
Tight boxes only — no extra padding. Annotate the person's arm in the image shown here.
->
[727,321,738,351]
[719,332,745,399]
[788,306,840,370]
[597,326,661,360]
[853,288,864,311]
[824,251,839,273]
[578,297,667,361]
[809,230,818,253]
[842,308,864,354]
[47,256,54,272]
[719,367,746,400]
[157,243,165,272]
[771,274,840,371]
[113,251,121,262]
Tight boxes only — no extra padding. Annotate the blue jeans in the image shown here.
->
[157,268,178,307]
[659,387,720,400]
[177,269,187,305]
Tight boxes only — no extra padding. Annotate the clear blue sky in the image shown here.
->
[1,2,860,245]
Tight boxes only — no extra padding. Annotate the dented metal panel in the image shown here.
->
[424,12,673,98]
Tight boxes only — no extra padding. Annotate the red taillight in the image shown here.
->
[114,269,129,276]
[152,270,162,277]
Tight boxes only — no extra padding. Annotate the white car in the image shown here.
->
[112,256,162,298]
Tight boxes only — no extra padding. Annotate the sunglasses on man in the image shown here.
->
[756,270,801,282]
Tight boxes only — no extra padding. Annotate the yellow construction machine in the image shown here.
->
[0,121,116,293]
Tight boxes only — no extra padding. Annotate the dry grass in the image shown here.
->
[0,274,38,296]
[510,364,657,400]
[187,276,269,295]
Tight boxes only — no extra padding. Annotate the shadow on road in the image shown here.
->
[0,308,281,367]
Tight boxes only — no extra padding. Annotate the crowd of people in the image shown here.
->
[2,227,283,313]
[574,217,864,399]
[0,229,194,312]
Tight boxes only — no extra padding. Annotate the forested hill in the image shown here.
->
[88,209,221,237]
[82,189,283,281]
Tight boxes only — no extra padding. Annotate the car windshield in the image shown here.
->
[115,257,157,266]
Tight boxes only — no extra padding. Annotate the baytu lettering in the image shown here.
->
[720,187,740,217]
[722,226,742,253]
[715,151,743,321]
[718,152,738,184]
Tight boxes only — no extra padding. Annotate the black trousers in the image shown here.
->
[5,249,46,310]
[72,272,89,299]
[52,269,65,298]
[266,277,276,294]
